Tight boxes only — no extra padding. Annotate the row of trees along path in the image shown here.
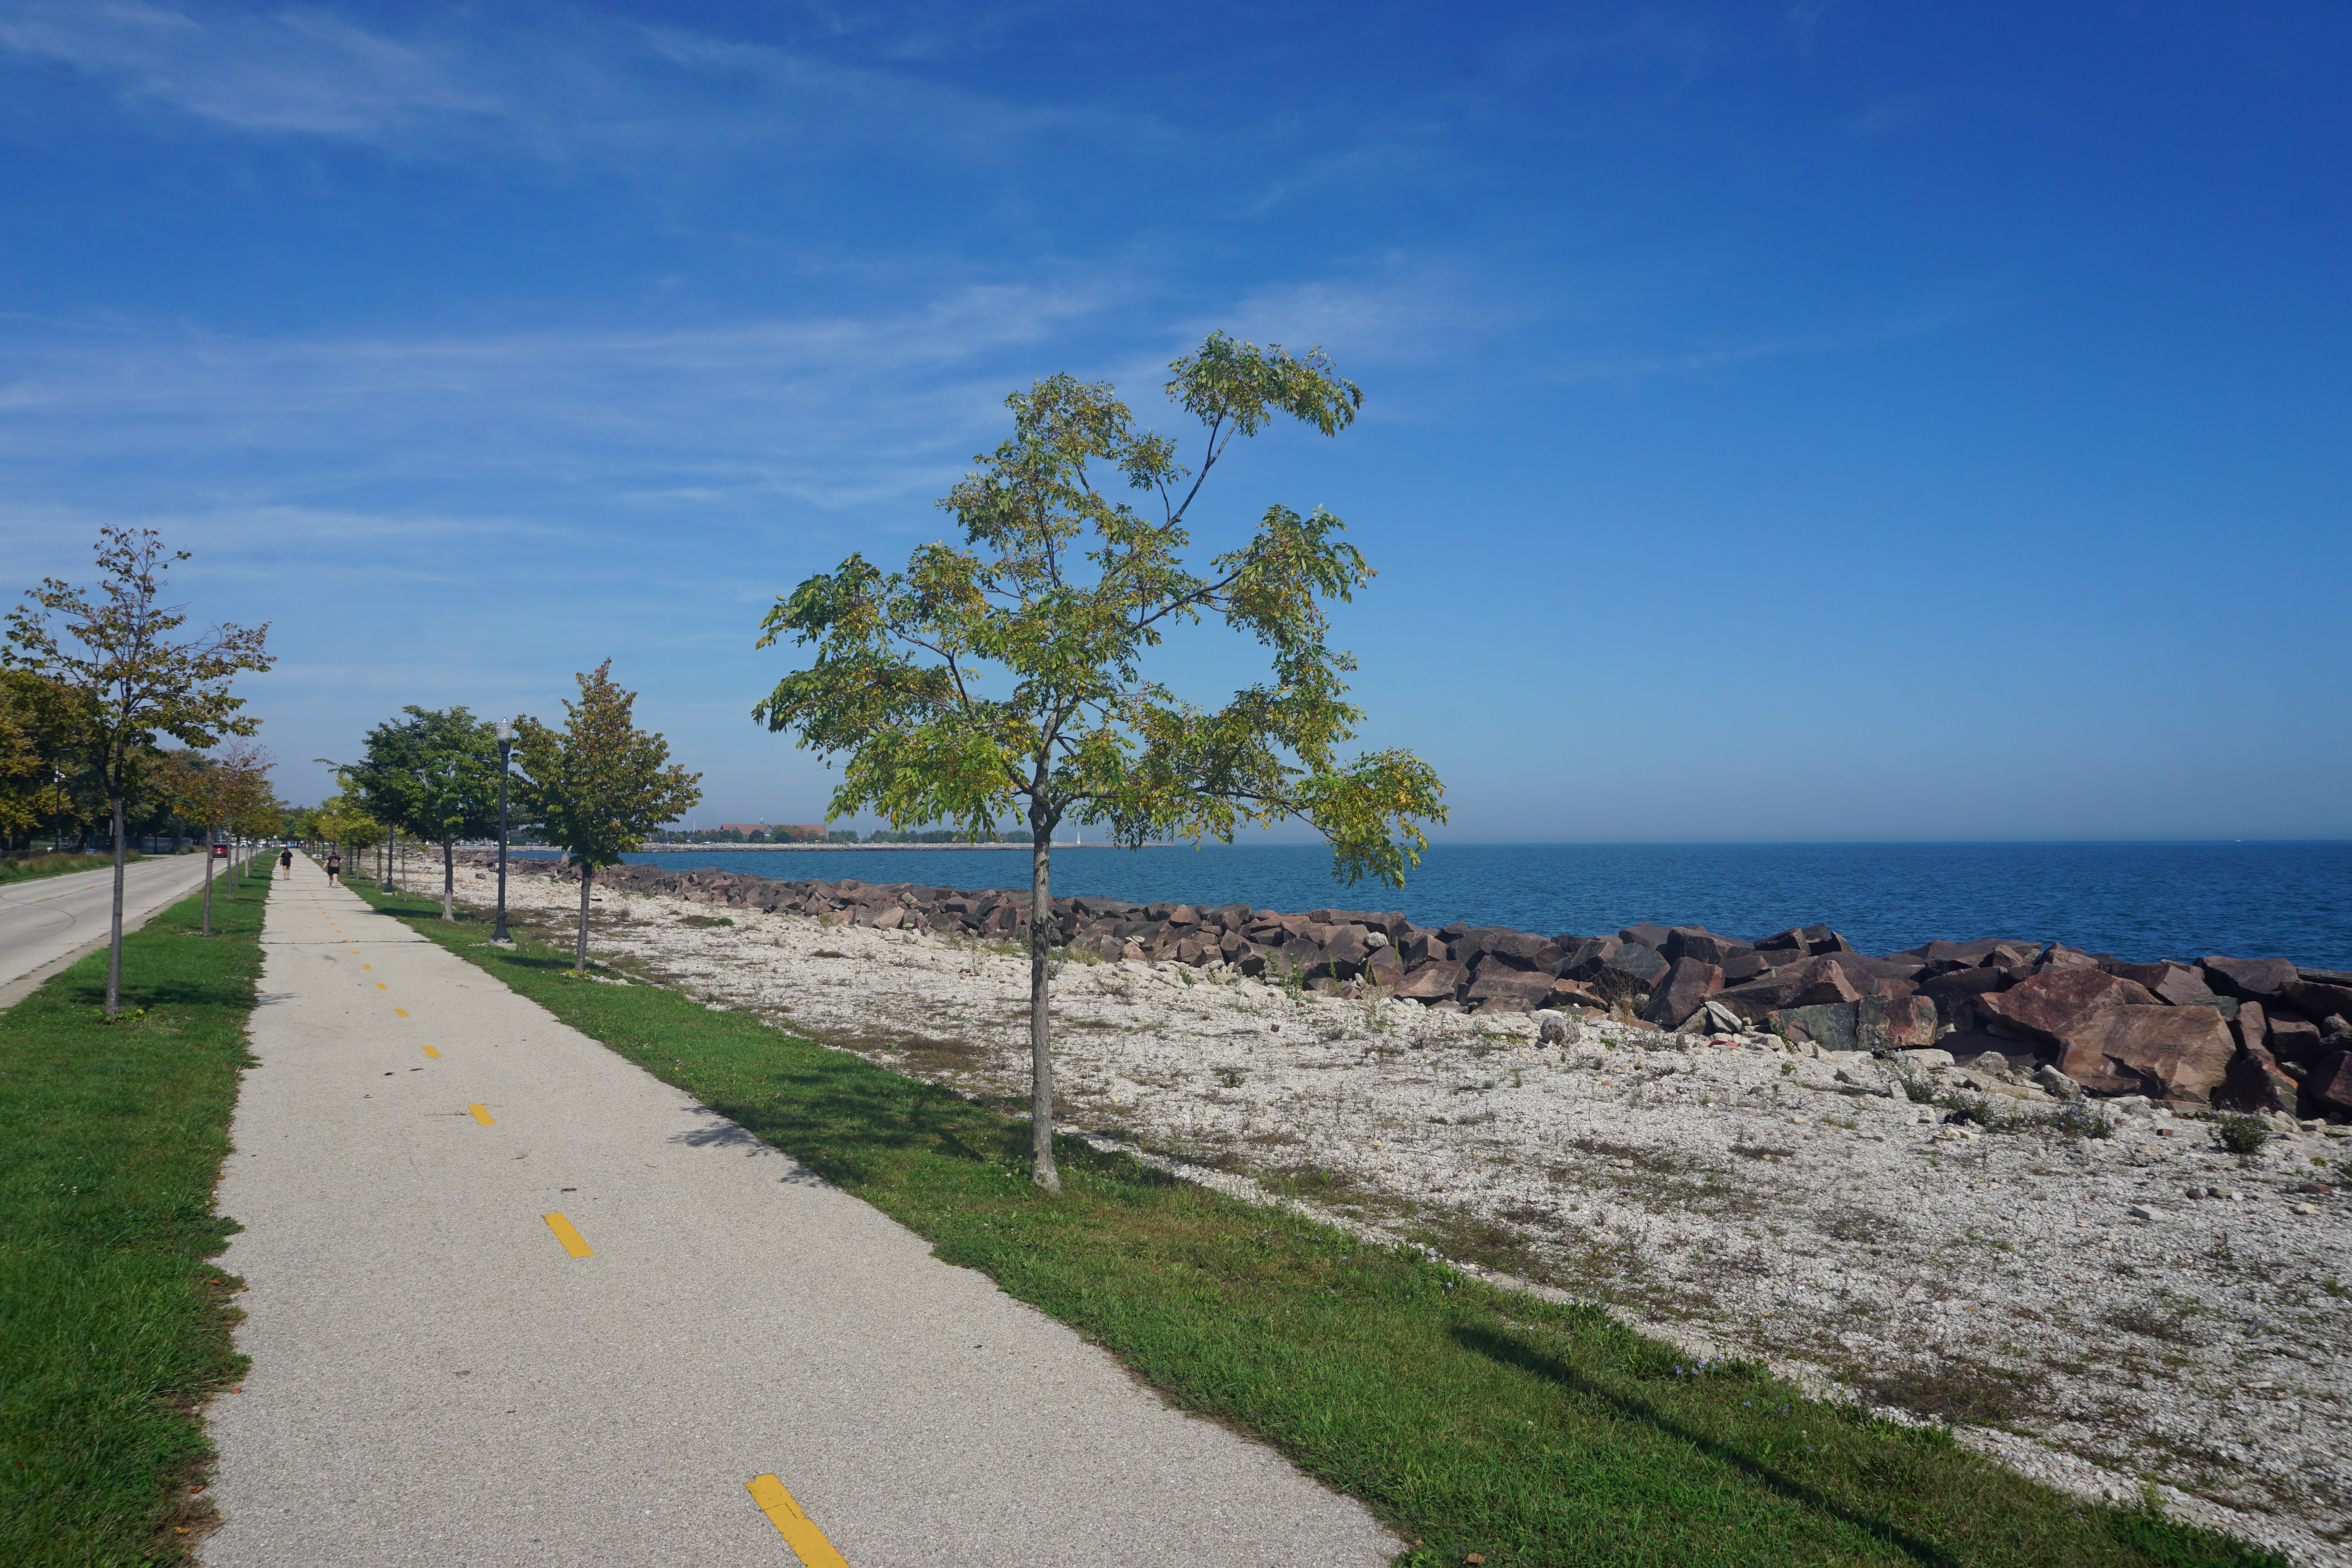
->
[5,528,275,1014]
[754,332,1445,1191]
[336,665,700,975]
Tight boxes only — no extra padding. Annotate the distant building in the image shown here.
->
[719,823,829,842]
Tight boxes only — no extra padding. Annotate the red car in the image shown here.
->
[212,842,231,857]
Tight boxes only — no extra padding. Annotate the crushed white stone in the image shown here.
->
[432,856,2352,1567]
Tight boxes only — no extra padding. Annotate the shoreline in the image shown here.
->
[416,848,2352,1566]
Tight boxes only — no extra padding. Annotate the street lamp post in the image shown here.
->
[494,719,513,943]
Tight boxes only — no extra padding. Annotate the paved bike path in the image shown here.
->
[202,858,1394,1567]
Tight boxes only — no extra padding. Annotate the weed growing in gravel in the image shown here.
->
[2215,1115,2270,1156]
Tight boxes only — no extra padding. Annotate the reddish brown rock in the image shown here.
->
[1545,978,1608,1012]
[1618,923,1672,949]
[1561,940,1669,1002]
[1975,968,2159,1046]
[1753,927,1809,954]
[1713,957,1859,1022]
[1858,994,1942,1049]
[2217,1041,2298,1114]
[2055,1006,2237,1103]
[2145,965,2221,1007]
[1718,950,1774,985]
[2283,980,2352,1027]
[2307,1050,2352,1114]
[2267,1011,2324,1065]
[2199,955,2298,1000]
[2232,1000,2269,1054]
[1917,965,2008,1029]
[1641,958,1724,1028]
[1467,967,1561,1013]
[1663,927,1753,966]
[1395,962,1467,1004]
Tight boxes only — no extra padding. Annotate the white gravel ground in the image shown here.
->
[431,857,2352,1566]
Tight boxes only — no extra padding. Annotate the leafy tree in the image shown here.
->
[0,670,68,848]
[353,706,500,920]
[156,741,272,934]
[315,793,384,876]
[514,661,702,974]
[5,528,273,1015]
[753,333,1445,1189]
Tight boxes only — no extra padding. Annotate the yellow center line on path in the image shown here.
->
[421,1045,442,1059]
[542,1213,593,1259]
[395,1009,408,1018]
[745,1476,851,1568]
[468,1103,494,1125]
[376,982,387,989]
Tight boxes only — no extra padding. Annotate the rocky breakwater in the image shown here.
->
[483,855,2352,1123]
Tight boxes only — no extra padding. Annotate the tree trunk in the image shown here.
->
[201,826,214,935]
[105,792,126,1017]
[441,837,455,921]
[1027,809,1060,1192]
[574,862,593,974]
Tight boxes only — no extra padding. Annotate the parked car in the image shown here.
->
[211,842,231,857]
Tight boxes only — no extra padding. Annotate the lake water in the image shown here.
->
[541,841,2352,969]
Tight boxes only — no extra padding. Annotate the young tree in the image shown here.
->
[157,741,272,935]
[352,707,500,920]
[753,333,1445,1190]
[514,662,701,975]
[5,528,273,1015]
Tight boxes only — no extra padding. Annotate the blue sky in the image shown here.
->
[3,1,2345,841]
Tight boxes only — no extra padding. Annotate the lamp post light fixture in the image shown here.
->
[494,718,514,943]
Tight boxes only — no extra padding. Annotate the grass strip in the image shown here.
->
[350,882,2280,1568]
[0,857,271,1565]
[0,849,155,886]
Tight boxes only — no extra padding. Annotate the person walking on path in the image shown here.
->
[324,851,342,886]
[278,846,293,879]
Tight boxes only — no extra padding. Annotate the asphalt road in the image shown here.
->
[0,851,225,998]
[200,857,1396,1568]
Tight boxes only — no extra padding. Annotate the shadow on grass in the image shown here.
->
[1455,1323,1960,1568]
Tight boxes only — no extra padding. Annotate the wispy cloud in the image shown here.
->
[0,276,1134,513]
[0,0,1148,170]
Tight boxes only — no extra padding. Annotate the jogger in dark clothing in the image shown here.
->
[325,852,342,886]
[279,848,294,878]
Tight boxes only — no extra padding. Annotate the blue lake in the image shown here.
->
[521,841,2352,969]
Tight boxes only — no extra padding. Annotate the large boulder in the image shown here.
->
[1641,958,1723,1028]
[2054,1006,2236,1103]
[1618,922,1672,949]
[1775,1001,1859,1050]
[1467,967,1563,1013]
[2306,1050,2352,1115]
[1546,978,1610,1012]
[2266,1011,2324,1065]
[1394,962,1467,1004]
[2283,979,2352,1027]
[1858,993,1942,1049]
[1975,967,2159,1046]
[1916,965,2009,1029]
[1560,939,1669,1002]
[1662,927,1753,966]
[1711,957,1860,1023]
[1457,928,1562,971]
[2216,1042,2298,1115]
[2200,955,2297,1001]
[1718,949,1775,985]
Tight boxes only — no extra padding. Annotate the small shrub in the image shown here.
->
[2216,1114,2270,1156]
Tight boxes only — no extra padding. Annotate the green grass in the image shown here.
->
[0,849,152,885]
[0,856,271,1565]
[349,883,2280,1568]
